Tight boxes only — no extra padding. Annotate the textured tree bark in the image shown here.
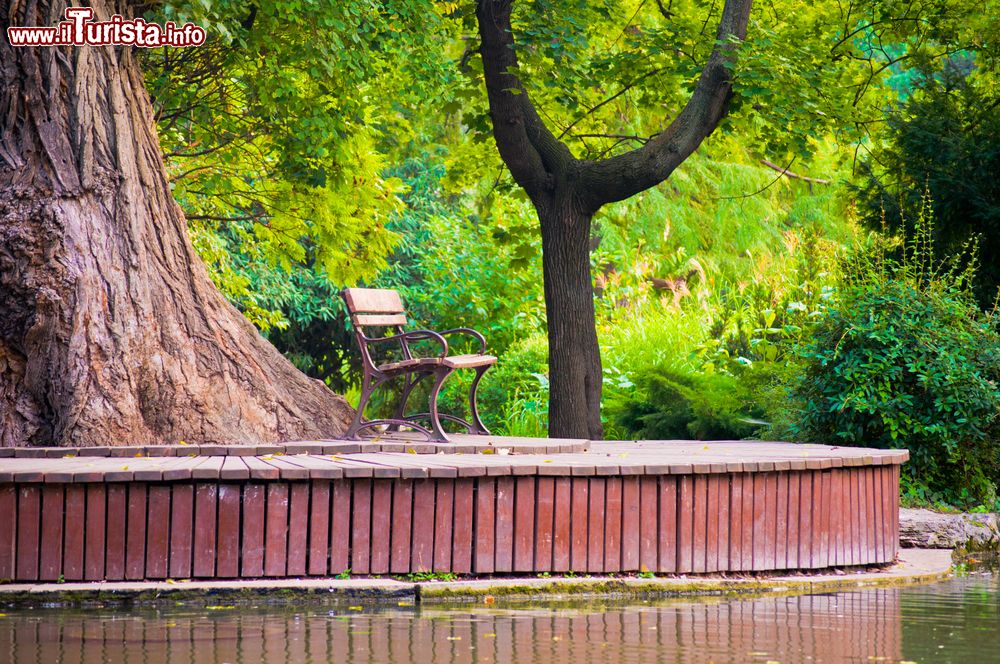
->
[0,0,352,446]
[538,198,602,440]
[476,0,752,440]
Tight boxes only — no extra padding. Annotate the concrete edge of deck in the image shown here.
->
[0,549,952,610]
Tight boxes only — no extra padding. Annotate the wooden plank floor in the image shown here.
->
[0,439,907,581]
[0,440,907,481]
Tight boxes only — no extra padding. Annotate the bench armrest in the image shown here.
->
[362,329,449,359]
[439,328,487,354]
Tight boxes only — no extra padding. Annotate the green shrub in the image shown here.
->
[477,335,549,435]
[612,367,762,440]
[699,230,840,375]
[787,241,1000,505]
[598,302,767,440]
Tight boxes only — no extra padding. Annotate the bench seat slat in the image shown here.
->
[377,358,441,374]
[374,354,497,374]
[441,354,497,369]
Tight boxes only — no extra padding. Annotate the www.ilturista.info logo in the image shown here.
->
[7,7,206,47]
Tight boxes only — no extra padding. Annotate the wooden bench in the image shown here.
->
[341,288,497,442]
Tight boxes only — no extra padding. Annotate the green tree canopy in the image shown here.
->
[855,62,1000,306]
[144,0,455,328]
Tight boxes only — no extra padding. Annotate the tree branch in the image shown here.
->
[557,67,667,141]
[185,214,260,223]
[572,133,652,145]
[475,0,574,200]
[759,159,831,185]
[717,156,796,199]
[578,0,753,208]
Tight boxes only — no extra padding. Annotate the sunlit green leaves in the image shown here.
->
[144,0,451,329]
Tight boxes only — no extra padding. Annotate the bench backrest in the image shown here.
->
[342,288,411,368]
[342,288,408,328]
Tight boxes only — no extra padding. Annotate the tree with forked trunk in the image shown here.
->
[474,0,753,439]
[0,0,353,446]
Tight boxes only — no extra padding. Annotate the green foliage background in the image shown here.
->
[140,0,1000,507]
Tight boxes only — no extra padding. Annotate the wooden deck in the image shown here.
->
[0,438,907,582]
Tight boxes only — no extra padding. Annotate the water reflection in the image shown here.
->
[2,576,997,663]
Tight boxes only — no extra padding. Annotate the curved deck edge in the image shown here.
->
[0,440,908,583]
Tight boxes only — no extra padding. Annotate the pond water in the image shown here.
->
[1,573,997,663]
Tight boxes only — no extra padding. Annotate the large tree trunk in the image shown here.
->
[0,0,352,446]
[538,198,603,440]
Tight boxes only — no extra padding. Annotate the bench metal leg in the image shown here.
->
[345,375,378,440]
[346,374,440,440]
[346,364,491,442]
[468,365,491,435]
[387,371,430,432]
[427,366,455,442]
